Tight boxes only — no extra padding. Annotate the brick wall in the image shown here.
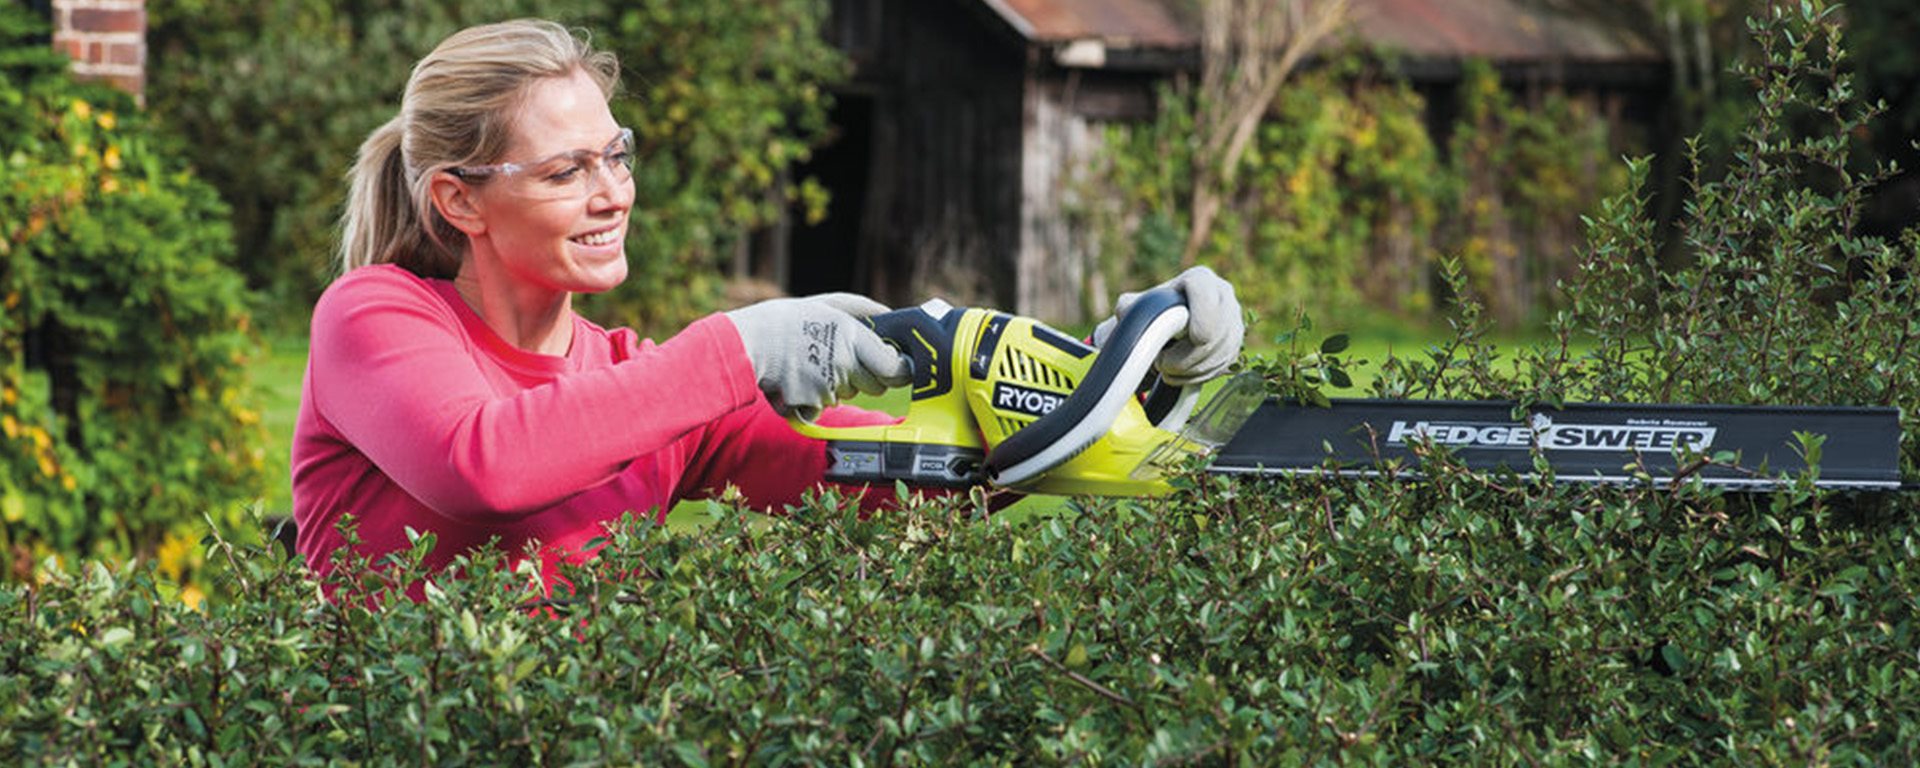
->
[50,0,146,99]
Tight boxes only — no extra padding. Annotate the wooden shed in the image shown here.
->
[764,0,1667,323]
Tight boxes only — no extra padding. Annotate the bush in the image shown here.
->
[1085,60,1448,322]
[1082,52,1629,328]
[1445,59,1631,326]
[0,8,264,581]
[3,475,1917,764]
[578,0,845,330]
[1372,2,1920,476]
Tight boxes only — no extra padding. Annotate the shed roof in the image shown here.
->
[1352,0,1661,64]
[983,0,1663,66]
[983,0,1191,49]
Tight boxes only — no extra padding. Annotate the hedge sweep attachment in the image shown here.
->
[790,288,1904,496]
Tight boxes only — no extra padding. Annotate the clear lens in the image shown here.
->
[458,128,634,201]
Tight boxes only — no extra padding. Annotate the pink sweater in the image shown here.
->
[291,265,893,579]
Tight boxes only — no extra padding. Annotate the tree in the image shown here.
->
[1180,0,1351,268]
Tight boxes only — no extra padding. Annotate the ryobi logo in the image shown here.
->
[1386,415,1718,452]
[992,382,1066,418]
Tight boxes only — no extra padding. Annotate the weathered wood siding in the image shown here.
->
[1018,69,1159,323]
[856,1,1027,311]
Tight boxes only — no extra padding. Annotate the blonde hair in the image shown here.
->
[339,19,619,277]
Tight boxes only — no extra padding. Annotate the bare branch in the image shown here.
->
[1182,0,1352,267]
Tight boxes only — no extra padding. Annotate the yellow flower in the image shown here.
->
[156,531,193,581]
[104,145,122,170]
[98,111,117,131]
[1287,168,1312,197]
[2,414,16,438]
[1353,119,1378,150]
[72,99,92,120]
[179,585,206,611]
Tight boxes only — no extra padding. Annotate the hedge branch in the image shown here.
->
[1026,644,1138,710]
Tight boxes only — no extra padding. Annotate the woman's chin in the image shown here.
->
[569,250,629,293]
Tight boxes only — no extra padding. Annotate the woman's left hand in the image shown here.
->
[1092,266,1245,386]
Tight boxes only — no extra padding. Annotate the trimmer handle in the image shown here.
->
[986,287,1194,485]
[866,300,963,400]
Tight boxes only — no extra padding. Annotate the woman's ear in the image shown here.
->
[429,173,488,236]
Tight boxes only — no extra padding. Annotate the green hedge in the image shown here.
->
[4,477,1917,764]
[1,8,264,578]
[1366,2,1920,477]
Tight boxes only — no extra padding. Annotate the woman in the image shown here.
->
[291,20,1243,581]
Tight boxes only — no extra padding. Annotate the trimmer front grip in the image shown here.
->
[865,302,964,402]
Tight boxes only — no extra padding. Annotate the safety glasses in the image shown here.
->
[447,127,634,201]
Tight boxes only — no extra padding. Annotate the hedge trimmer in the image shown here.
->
[791,288,1903,495]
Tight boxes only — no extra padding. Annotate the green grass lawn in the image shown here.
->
[247,307,1507,527]
[252,330,308,519]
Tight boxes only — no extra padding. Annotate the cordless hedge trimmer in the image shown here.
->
[791,288,1904,495]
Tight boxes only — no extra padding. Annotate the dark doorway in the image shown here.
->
[787,94,873,296]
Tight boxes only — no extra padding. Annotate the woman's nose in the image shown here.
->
[586,166,634,210]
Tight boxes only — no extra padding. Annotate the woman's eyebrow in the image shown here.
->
[524,129,627,164]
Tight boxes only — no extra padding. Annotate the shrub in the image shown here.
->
[1445,59,1631,326]
[1085,61,1448,323]
[1372,2,1920,476]
[0,8,265,579]
[579,0,845,330]
[1083,52,1628,328]
[3,473,1917,764]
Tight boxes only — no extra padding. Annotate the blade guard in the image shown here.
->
[792,289,1206,495]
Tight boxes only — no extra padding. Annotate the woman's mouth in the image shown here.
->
[571,227,622,247]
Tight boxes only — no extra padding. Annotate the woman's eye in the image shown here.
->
[545,165,584,183]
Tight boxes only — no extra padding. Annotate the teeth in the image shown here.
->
[573,229,620,246]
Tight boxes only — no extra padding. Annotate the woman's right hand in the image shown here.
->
[724,293,911,421]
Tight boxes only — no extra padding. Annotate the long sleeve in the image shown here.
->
[672,400,902,511]
[303,266,761,519]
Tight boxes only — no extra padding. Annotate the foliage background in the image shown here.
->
[1080,52,1629,332]
[146,0,843,333]
[1,7,262,588]
[1361,2,1920,478]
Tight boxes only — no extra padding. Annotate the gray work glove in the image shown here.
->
[1092,266,1245,386]
[724,293,911,421]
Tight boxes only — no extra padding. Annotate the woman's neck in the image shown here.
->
[451,267,574,357]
